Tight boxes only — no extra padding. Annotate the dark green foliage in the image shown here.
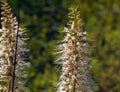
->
[9,0,120,92]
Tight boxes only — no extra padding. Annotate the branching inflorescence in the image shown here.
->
[56,5,95,92]
[0,0,29,91]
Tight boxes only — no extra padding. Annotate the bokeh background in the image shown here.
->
[8,0,120,92]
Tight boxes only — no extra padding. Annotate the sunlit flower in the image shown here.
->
[0,0,30,91]
[56,6,95,92]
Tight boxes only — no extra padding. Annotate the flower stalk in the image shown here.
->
[56,5,95,92]
[0,0,30,91]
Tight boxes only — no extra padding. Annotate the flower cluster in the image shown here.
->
[57,6,94,92]
[0,0,29,91]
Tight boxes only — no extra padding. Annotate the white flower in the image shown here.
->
[83,31,87,35]
[71,21,74,30]
[64,27,69,32]
[0,29,2,32]
[77,32,83,36]
[69,85,72,89]
[57,5,95,92]
[72,75,76,80]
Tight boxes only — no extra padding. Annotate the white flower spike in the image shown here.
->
[56,5,96,92]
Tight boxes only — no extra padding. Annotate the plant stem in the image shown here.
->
[11,0,20,91]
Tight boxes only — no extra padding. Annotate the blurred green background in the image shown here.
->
[8,0,120,92]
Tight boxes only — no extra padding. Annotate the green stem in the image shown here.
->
[72,79,76,92]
